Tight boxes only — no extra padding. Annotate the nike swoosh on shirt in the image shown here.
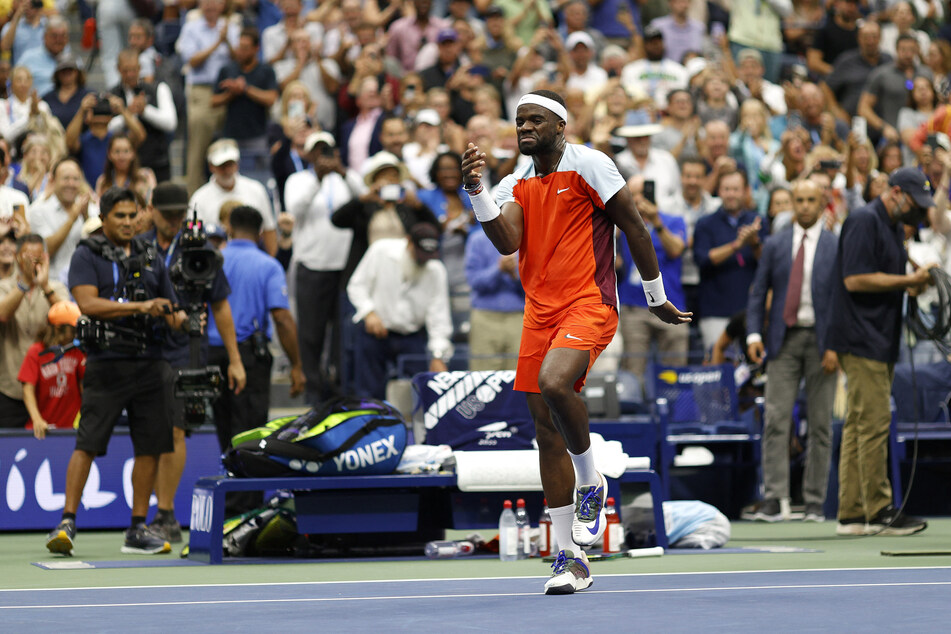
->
[564,333,583,341]
[557,187,570,194]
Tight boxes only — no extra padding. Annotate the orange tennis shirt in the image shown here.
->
[495,143,627,328]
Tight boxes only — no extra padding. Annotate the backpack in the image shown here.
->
[222,397,408,477]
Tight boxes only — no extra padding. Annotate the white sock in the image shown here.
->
[568,446,599,487]
[549,503,576,554]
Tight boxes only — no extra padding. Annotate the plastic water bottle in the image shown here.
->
[498,499,518,561]
[514,498,530,559]
[424,540,476,559]
[537,499,552,557]
[603,497,623,554]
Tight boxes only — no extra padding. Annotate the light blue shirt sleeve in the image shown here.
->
[265,261,290,311]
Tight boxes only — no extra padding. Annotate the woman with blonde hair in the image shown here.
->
[271,81,316,210]
[17,134,54,200]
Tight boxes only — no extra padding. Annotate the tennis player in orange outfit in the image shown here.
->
[462,89,691,595]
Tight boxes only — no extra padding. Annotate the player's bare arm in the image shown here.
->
[461,142,524,254]
[603,185,692,325]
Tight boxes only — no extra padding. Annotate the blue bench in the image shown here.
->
[187,466,669,564]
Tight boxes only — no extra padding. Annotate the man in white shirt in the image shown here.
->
[189,139,277,255]
[284,131,362,405]
[564,31,607,94]
[614,123,682,212]
[620,25,688,110]
[734,48,787,116]
[26,157,98,282]
[261,0,324,65]
[347,222,452,400]
[0,65,54,145]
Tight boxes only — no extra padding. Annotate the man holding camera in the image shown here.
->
[138,182,245,543]
[284,131,361,405]
[65,90,145,187]
[46,187,187,556]
[616,175,688,382]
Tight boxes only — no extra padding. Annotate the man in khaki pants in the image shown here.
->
[175,0,239,193]
[829,167,934,537]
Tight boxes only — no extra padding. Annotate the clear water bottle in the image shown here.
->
[514,498,530,559]
[498,499,518,561]
[538,498,552,557]
[603,496,623,554]
[424,540,476,559]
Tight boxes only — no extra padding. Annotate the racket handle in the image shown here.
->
[626,546,664,558]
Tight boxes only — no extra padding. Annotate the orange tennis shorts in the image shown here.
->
[514,302,619,394]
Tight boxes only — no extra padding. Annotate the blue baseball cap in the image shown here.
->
[888,167,935,209]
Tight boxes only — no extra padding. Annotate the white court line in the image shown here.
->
[3,580,951,609]
[5,565,951,593]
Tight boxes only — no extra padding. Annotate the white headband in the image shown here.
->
[517,94,568,122]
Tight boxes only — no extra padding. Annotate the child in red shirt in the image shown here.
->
[18,302,86,439]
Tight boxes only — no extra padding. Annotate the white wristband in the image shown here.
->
[466,185,501,223]
[642,273,667,307]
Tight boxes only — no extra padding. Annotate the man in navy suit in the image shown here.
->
[747,180,839,523]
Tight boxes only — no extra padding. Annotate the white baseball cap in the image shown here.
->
[207,139,240,167]
[302,131,336,154]
[565,31,595,50]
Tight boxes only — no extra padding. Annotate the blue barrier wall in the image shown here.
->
[0,429,223,531]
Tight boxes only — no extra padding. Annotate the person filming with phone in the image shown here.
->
[616,176,688,387]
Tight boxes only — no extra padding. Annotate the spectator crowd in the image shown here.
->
[2,0,950,545]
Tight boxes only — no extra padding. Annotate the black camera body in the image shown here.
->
[91,93,113,117]
[75,315,149,356]
[169,209,225,428]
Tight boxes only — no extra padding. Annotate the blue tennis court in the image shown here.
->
[3,566,950,632]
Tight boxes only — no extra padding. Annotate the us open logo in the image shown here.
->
[423,371,517,429]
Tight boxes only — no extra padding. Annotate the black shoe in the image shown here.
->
[868,505,927,536]
[46,519,76,556]
[121,523,171,554]
[753,499,783,522]
[803,503,826,523]
[148,514,183,543]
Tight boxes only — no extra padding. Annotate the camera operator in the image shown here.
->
[139,182,246,543]
[208,205,304,453]
[45,187,187,557]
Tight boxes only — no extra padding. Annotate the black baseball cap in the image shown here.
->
[643,24,663,40]
[410,223,440,262]
[888,167,935,209]
[152,182,189,216]
[485,5,504,17]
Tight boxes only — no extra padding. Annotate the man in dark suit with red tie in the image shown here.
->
[746,179,839,523]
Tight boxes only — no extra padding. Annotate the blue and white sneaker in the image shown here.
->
[543,550,593,595]
[571,471,608,546]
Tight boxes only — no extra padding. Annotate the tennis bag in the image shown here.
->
[222,397,407,477]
